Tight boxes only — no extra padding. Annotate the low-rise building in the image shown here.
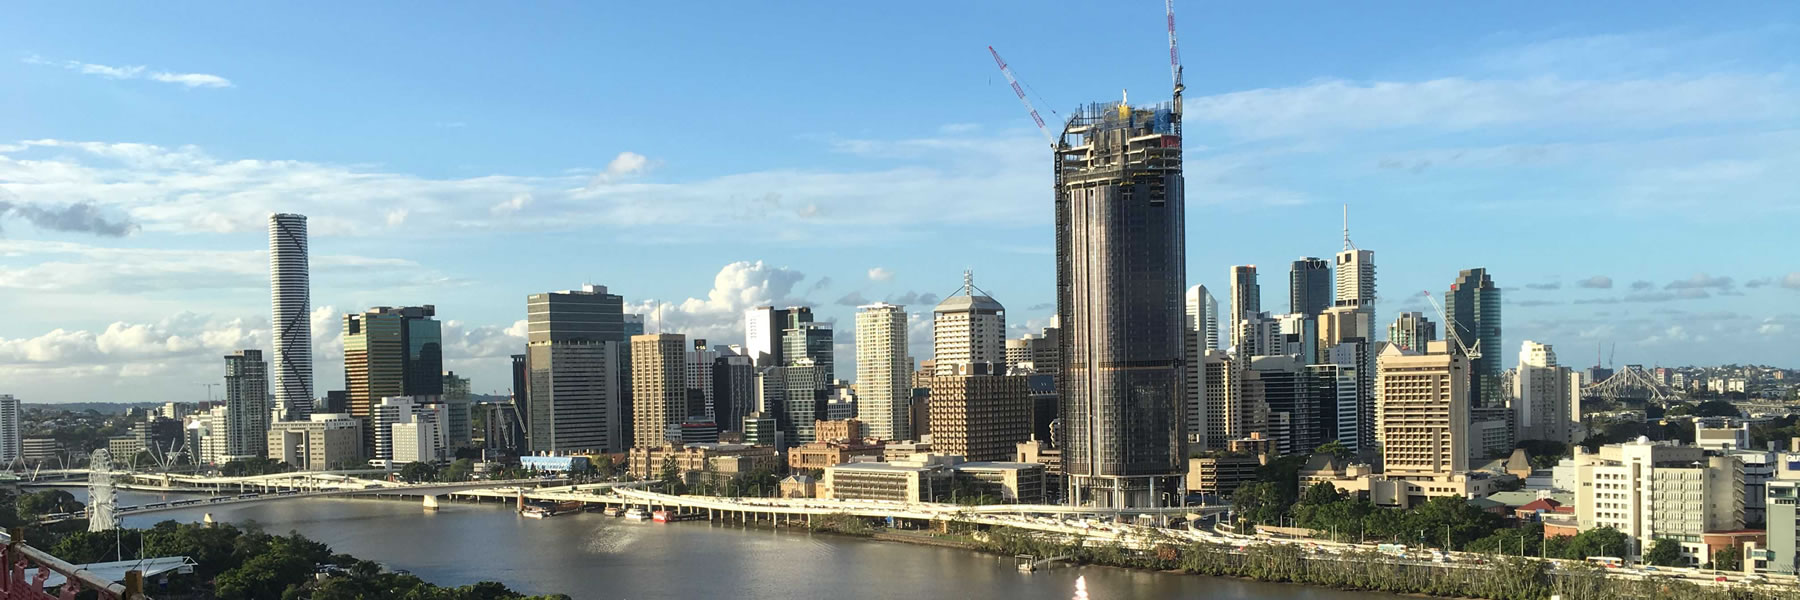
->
[814,419,865,444]
[884,440,931,462]
[626,443,781,481]
[780,474,818,498]
[787,440,885,471]
[20,437,60,465]
[1187,454,1263,497]
[954,461,1046,504]
[824,457,955,502]
[1015,440,1061,502]
[1762,479,1798,575]
[1574,438,1745,563]
[266,413,363,470]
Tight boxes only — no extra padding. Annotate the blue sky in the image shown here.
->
[2,2,1797,403]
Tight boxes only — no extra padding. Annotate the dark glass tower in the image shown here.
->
[1445,268,1503,408]
[1289,257,1332,316]
[1056,94,1187,508]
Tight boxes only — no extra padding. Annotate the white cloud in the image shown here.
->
[623,261,817,342]
[1758,322,1786,336]
[867,267,893,282]
[0,240,447,294]
[385,208,409,227]
[1783,272,1800,290]
[606,152,649,177]
[491,193,531,215]
[24,56,232,88]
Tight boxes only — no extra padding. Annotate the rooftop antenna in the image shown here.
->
[1342,204,1357,251]
[964,270,974,296]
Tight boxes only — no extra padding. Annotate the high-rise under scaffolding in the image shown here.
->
[1056,95,1188,508]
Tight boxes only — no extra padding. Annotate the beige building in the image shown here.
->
[626,443,781,481]
[815,418,865,444]
[1513,340,1580,444]
[921,374,1030,462]
[631,334,688,449]
[788,441,886,471]
[1376,342,1468,476]
[855,302,912,440]
[1187,454,1263,496]
[1574,439,1745,562]
[267,414,363,470]
[930,273,1006,376]
[824,457,956,502]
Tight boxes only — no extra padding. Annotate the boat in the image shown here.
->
[652,510,671,523]
[605,506,625,517]
[521,505,553,519]
[623,507,649,521]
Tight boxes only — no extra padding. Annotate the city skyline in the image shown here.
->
[4,3,1800,403]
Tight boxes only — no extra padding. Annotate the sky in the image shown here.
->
[2,2,1797,404]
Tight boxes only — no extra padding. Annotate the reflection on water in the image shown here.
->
[51,488,1405,600]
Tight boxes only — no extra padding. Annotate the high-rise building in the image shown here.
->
[932,273,1006,375]
[1574,440,1744,561]
[1247,355,1336,456]
[1229,266,1260,350]
[1055,92,1186,508]
[685,339,717,422]
[923,374,1031,462]
[1004,325,1062,376]
[1769,480,1799,575]
[223,349,271,459]
[342,306,441,422]
[0,395,19,464]
[757,362,825,447]
[1289,258,1332,317]
[509,353,528,431]
[1445,268,1503,408]
[441,371,472,449]
[1334,210,1375,313]
[1375,342,1468,476]
[1386,312,1437,352]
[631,333,687,449]
[856,302,911,440]
[268,213,313,422]
[1194,350,1243,450]
[782,318,834,382]
[711,350,756,433]
[1513,341,1579,444]
[1186,285,1220,352]
[745,306,811,368]
[527,285,625,453]
[267,414,362,471]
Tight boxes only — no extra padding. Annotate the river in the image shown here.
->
[61,488,1406,600]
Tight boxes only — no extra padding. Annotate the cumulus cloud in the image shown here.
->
[867,267,894,282]
[0,240,448,294]
[491,193,531,215]
[1783,272,1800,290]
[835,291,869,307]
[1665,273,1733,290]
[885,291,941,306]
[1576,276,1613,289]
[622,261,818,343]
[1629,280,1654,291]
[1525,282,1560,290]
[24,56,231,88]
[0,312,264,367]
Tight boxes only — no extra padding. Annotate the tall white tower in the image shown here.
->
[269,213,313,422]
[855,303,910,440]
[932,271,1006,375]
[1334,206,1376,315]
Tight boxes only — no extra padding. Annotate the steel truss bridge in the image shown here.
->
[1581,365,1676,401]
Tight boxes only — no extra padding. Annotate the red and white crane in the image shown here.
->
[987,46,1056,147]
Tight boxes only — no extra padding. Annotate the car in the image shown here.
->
[1643,566,1657,571]
[1715,576,1730,583]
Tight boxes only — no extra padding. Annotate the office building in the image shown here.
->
[1334,248,1375,313]
[1767,480,1798,575]
[442,371,472,449]
[20,437,59,466]
[267,414,362,470]
[783,324,834,383]
[1513,341,1579,444]
[1275,313,1318,362]
[188,405,231,465]
[682,339,718,423]
[922,374,1031,462]
[1194,350,1244,450]
[527,285,625,454]
[740,412,778,448]
[1376,342,1468,476]
[1186,284,1220,352]
[711,351,757,433]
[758,361,826,447]
[1187,455,1262,497]
[1005,326,1062,376]
[856,302,911,439]
[391,419,440,464]
[632,333,688,450]
[1289,257,1332,316]
[222,350,270,459]
[1229,265,1260,349]
[269,213,314,422]
[1055,94,1187,508]
[1386,312,1436,352]
[744,306,810,367]
[0,395,18,465]
[826,383,857,421]
[343,305,442,422]
[932,273,1006,375]
[1445,268,1502,408]
[1574,440,1745,562]
[372,396,448,461]
[1234,312,1280,358]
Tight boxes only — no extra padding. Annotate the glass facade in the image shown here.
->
[1289,257,1332,316]
[1445,269,1503,408]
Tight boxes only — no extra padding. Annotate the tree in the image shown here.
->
[398,461,438,483]
[16,490,82,519]
[1691,400,1740,418]
[1295,481,1344,507]
[658,456,685,494]
[1563,526,1631,560]
[1313,441,1352,460]
[1230,482,1287,527]
[1644,538,1683,566]
[441,458,475,482]
[1713,546,1742,571]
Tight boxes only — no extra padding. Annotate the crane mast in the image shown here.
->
[1423,291,1482,360]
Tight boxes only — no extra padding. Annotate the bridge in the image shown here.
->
[588,487,1227,533]
[38,477,575,524]
[1582,365,1676,401]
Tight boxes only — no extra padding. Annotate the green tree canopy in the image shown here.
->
[1644,538,1683,566]
[1713,546,1742,571]
[399,461,438,483]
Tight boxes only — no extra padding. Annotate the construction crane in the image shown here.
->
[987,46,1056,147]
[1166,0,1184,130]
[1422,291,1481,360]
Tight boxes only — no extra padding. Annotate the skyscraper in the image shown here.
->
[343,306,441,422]
[1386,311,1437,352]
[631,333,687,448]
[268,213,312,422]
[1056,92,1186,508]
[782,319,834,382]
[223,349,270,459]
[1185,284,1219,352]
[1445,268,1503,409]
[685,339,717,422]
[711,350,756,433]
[1289,258,1332,316]
[1229,265,1260,350]
[855,302,910,440]
[527,285,625,453]
[744,306,807,367]
[932,273,1007,375]
[0,395,19,465]
[1513,341,1579,444]
[1375,342,1468,475]
[1334,209,1375,314]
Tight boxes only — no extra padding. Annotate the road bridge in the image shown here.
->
[39,478,573,524]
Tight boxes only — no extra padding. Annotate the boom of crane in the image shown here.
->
[1423,291,1482,360]
[987,46,1056,148]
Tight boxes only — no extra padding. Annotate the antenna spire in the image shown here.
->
[964,270,975,296]
[1342,204,1356,251]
